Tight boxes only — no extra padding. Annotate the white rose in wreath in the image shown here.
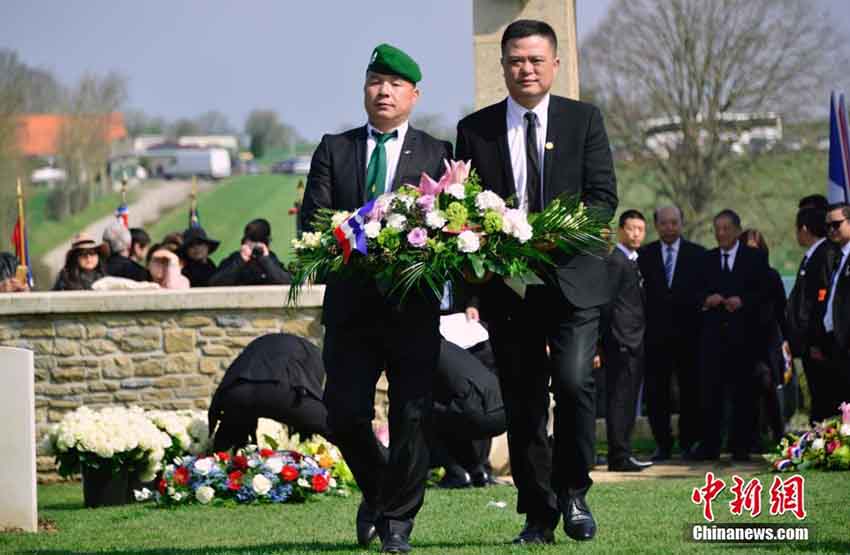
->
[812,438,825,451]
[194,457,215,476]
[387,214,407,231]
[264,456,284,475]
[195,485,215,504]
[364,220,382,239]
[252,474,272,496]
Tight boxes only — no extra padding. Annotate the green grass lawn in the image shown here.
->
[144,174,303,265]
[1,471,846,554]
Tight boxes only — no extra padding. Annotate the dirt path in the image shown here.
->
[42,179,214,274]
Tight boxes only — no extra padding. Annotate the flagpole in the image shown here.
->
[15,178,28,281]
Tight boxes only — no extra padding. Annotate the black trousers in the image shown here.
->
[644,335,701,452]
[804,353,836,423]
[489,284,598,526]
[698,333,756,456]
[323,306,439,534]
[817,334,850,419]
[602,341,644,464]
[212,380,330,452]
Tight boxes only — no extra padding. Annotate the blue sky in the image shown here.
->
[1,1,845,140]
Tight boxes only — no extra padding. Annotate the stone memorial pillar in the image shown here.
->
[473,0,579,109]
[0,347,37,532]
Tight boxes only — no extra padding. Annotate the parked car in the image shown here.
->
[271,156,311,174]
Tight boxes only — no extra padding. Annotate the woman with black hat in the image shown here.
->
[178,226,220,287]
[52,233,107,291]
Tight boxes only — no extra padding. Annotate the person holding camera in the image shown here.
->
[209,219,291,286]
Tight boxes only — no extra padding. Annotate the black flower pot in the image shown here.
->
[81,463,132,508]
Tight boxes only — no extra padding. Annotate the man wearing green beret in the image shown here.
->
[301,43,452,554]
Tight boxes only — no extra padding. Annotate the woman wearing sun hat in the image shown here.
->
[52,232,107,291]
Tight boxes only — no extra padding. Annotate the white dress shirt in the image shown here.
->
[661,237,681,284]
[617,243,638,262]
[720,240,740,271]
[366,120,408,195]
[803,237,827,268]
[823,240,850,333]
[506,94,549,212]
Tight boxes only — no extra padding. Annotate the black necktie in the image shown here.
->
[524,111,541,213]
[722,252,730,272]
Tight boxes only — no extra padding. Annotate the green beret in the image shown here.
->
[367,43,421,84]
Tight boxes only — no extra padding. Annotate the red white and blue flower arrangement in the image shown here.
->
[765,402,850,471]
[146,444,352,506]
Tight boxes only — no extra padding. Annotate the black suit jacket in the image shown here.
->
[698,243,770,350]
[638,238,706,347]
[822,246,850,352]
[455,96,618,312]
[300,125,453,326]
[601,247,645,354]
[786,239,840,356]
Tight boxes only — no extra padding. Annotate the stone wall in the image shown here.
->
[0,286,325,480]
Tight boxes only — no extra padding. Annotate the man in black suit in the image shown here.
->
[692,209,769,462]
[300,44,452,554]
[637,206,706,461]
[600,210,653,472]
[455,20,617,544]
[787,206,839,422]
[812,203,850,416]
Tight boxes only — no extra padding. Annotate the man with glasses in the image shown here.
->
[814,203,850,413]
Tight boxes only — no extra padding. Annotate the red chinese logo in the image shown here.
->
[692,473,807,521]
[769,475,807,520]
[691,472,726,522]
[729,475,763,517]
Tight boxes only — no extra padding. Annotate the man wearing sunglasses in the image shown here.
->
[815,203,850,411]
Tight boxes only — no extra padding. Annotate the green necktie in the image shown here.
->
[366,129,397,200]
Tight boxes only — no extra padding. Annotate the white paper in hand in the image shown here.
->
[439,313,489,349]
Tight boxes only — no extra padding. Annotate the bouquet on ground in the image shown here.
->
[41,406,172,481]
[150,445,347,506]
[765,402,850,471]
[289,160,609,302]
[147,409,211,462]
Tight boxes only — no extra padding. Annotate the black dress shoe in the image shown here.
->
[594,454,608,467]
[563,496,596,541]
[356,500,379,547]
[512,520,555,545]
[651,447,672,462]
[608,456,652,472]
[437,471,472,489]
[688,446,720,461]
[470,470,499,487]
[381,532,412,553]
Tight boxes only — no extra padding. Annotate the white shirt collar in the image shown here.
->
[617,243,638,261]
[804,237,827,261]
[661,237,681,253]
[721,240,740,257]
[507,94,550,128]
[367,120,408,141]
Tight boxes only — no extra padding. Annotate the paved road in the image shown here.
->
[42,179,214,274]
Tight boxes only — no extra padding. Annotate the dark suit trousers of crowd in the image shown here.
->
[488,284,598,526]
[322,307,440,534]
[698,331,755,456]
[602,341,644,464]
[644,338,702,452]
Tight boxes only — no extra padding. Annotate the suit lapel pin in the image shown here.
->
[545,142,554,150]
[403,150,412,155]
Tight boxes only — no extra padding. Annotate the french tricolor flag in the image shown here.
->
[333,200,375,263]
[828,92,850,203]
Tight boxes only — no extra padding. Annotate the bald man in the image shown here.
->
[637,206,707,461]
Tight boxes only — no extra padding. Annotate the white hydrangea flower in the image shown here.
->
[195,485,215,504]
[425,211,447,230]
[457,230,480,253]
[502,209,533,243]
[387,214,407,231]
[446,183,465,200]
[264,456,284,475]
[193,457,215,476]
[475,190,506,213]
[364,220,382,238]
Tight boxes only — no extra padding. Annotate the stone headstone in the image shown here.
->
[0,347,37,532]
[473,0,579,109]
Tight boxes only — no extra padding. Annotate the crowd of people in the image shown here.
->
[32,218,292,292]
[594,195,850,472]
